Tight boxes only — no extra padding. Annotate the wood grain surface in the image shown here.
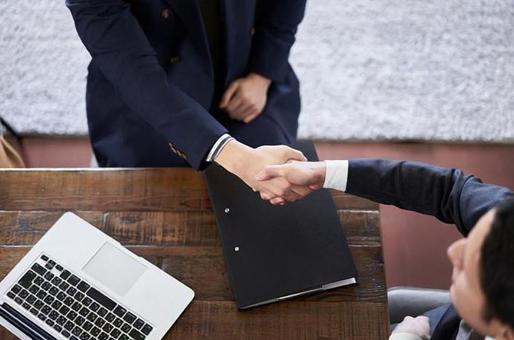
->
[0,169,388,339]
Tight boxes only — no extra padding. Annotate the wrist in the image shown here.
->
[247,72,271,88]
[214,140,254,175]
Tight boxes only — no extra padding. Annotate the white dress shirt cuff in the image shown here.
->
[205,134,233,162]
[322,160,349,192]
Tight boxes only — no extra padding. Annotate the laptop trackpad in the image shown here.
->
[83,242,147,296]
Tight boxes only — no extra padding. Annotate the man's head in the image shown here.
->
[447,199,514,339]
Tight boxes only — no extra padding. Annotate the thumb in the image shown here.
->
[219,81,239,108]
[255,166,284,181]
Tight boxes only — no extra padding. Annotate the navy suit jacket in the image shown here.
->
[346,159,514,339]
[66,0,306,169]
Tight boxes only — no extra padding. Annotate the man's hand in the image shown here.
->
[255,161,327,204]
[390,316,431,340]
[219,73,271,123]
[214,140,308,203]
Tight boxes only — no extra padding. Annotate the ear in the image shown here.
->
[496,325,514,340]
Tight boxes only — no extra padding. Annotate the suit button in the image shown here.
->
[250,27,255,36]
[170,56,181,64]
[161,8,172,19]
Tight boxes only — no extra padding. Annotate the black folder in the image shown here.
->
[205,141,357,309]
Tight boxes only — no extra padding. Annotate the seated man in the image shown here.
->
[256,159,514,340]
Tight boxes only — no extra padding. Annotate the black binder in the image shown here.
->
[205,141,357,309]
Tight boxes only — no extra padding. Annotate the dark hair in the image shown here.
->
[480,198,514,328]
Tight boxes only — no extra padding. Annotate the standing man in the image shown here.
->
[256,159,514,339]
[65,0,306,184]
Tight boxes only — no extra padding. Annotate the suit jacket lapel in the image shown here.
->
[431,305,461,340]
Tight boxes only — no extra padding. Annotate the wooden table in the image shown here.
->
[0,169,388,339]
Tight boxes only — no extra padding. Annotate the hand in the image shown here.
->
[214,140,308,203]
[391,316,431,340]
[219,73,271,123]
[255,161,326,204]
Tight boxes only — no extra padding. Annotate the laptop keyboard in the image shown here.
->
[5,254,154,340]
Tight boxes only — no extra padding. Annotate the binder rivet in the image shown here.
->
[234,246,240,252]
[224,208,230,214]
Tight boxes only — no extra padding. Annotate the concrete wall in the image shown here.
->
[1,0,514,141]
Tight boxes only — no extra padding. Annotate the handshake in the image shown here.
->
[215,140,327,205]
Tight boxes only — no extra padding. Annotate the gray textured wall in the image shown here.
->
[1,0,514,141]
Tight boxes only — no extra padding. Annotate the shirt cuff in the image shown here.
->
[389,333,425,340]
[322,160,349,192]
[205,134,233,162]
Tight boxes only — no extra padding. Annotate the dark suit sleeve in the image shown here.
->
[248,0,307,82]
[65,0,227,169]
[346,159,514,235]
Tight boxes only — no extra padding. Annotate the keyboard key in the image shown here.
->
[62,330,71,338]
[80,333,91,340]
[99,332,109,340]
[56,291,66,300]
[79,307,90,317]
[83,321,93,331]
[38,313,46,321]
[43,295,54,305]
[36,290,47,300]
[34,276,44,286]
[72,302,82,311]
[141,324,153,335]
[59,281,70,291]
[14,297,23,305]
[41,255,49,261]
[94,318,105,327]
[86,287,117,311]
[49,311,59,320]
[53,324,62,332]
[82,297,92,307]
[91,326,101,336]
[67,287,77,296]
[6,292,15,300]
[121,323,131,332]
[59,305,70,315]
[65,320,75,331]
[68,311,78,321]
[29,285,39,294]
[123,312,136,324]
[72,326,82,336]
[86,313,97,322]
[90,302,100,312]
[64,297,74,306]
[49,287,59,296]
[45,319,54,327]
[32,263,46,275]
[68,275,80,286]
[26,294,36,304]
[11,285,22,294]
[113,306,126,317]
[19,271,36,288]
[105,312,115,322]
[45,262,55,270]
[110,329,121,338]
[22,302,30,309]
[44,272,54,281]
[51,277,62,286]
[75,316,85,326]
[41,282,51,291]
[57,316,67,325]
[41,306,52,315]
[56,265,63,271]
[75,292,85,301]
[19,289,29,298]
[113,317,123,327]
[133,319,144,330]
[102,323,113,333]
[30,308,38,315]
[60,270,71,280]
[48,260,56,267]
[97,307,107,317]
[119,335,130,340]
[51,300,62,310]
[77,281,90,292]
[34,300,44,310]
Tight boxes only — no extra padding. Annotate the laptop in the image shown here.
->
[0,212,194,340]
[205,141,357,309]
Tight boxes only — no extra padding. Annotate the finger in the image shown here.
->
[243,109,260,123]
[281,146,307,162]
[260,192,272,200]
[290,185,312,198]
[231,102,254,120]
[255,165,286,181]
[226,94,243,117]
[270,197,284,205]
[219,81,239,108]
